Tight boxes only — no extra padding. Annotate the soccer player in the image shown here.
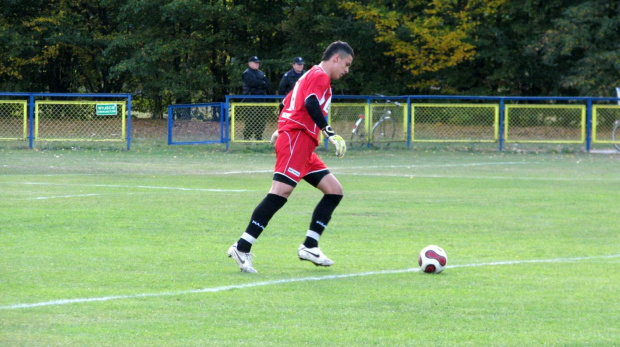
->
[228,41,353,273]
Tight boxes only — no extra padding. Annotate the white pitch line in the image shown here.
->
[32,193,100,200]
[0,161,540,178]
[335,172,618,181]
[215,162,534,174]
[1,254,617,311]
[218,169,273,175]
[15,182,251,192]
[332,161,538,170]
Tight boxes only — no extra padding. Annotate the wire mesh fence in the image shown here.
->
[411,104,498,142]
[329,101,407,147]
[3,93,619,152]
[329,103,368,147]
[35,101,126,141]
[222,96,620,151]
[592,105,620,144]
[370,102,407,143]
[504,105,585,143]
[229,102,280,141]
[168,103,226,145]
[0,100,28,140]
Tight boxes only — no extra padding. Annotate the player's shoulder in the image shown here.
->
[304,66,330,84]
[305,66,326,77]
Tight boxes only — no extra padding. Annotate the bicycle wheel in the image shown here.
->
[371,116,395,144]
[350,116,367,146]
[612,120,620,152]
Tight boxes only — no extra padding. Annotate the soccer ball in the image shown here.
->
[418,245,448,274]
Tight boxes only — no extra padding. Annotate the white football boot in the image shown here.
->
[228,243,257,273]
[297,244,334,266]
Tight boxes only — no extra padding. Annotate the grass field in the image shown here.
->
[1,142,619,346]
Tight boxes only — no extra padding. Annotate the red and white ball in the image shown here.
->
[418,245,448,274]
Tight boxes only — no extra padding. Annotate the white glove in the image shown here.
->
[270,130,279,145]
[322,126,346,158]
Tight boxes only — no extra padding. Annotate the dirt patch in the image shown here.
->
[130,119,168,139]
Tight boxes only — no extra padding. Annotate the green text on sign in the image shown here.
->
[96,104,118,116]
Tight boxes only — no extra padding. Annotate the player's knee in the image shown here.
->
[326,185,343,196]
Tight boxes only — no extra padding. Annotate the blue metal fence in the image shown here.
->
[167,103,228,149]
[215,94,620,152]
[0,92,133,150]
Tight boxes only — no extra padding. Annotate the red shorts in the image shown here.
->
[273,130,328,186]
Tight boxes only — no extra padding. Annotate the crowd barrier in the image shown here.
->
[0,92,132,149]
[200,95,619,151]
[3,92,617,152]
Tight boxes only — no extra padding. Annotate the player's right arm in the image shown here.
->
[304,96,328,129]
[305,96,346,158]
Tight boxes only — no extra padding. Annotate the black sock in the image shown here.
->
[237,193,287,252]
[303,194,343,248]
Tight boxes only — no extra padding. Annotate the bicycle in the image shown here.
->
[350,100,398,146]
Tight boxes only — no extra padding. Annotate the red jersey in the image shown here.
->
[278,65,332,145]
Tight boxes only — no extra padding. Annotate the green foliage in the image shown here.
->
[341,0,507,91]
[530,1,620,96]
[0,0,619,110]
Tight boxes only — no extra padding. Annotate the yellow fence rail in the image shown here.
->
[226,97,620,152]
[35,100,126,142]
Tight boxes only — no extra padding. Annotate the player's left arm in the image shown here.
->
[305,96,346,158]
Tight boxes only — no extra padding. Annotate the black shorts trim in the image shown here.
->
[303,169,330,188]
[273,172,297,187]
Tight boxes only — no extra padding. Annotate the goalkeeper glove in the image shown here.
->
[322,125,346,158]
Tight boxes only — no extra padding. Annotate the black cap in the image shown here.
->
[293,57,304,64]
[248,56,260,63]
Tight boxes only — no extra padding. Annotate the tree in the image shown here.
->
[109,0,249,117]
[436,0,575,96]
[530,0,620,96]
[2,0,617,105]
[0,0,126,93]
[341,0,506,91]
[276,0,406,95]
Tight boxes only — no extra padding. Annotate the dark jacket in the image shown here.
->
[278,69,306,95]
[242,68,270,95]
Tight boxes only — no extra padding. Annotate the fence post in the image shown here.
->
[498,98,505,151]
[224,96,230,150]
[366,97,372,148]
[585,98,592,152]
[28,94,35,149]
[127,94,132,150]
[406,97,412,148]
[167,105,173,145]
[219,102,230,151]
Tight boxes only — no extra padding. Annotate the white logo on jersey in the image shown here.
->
[322,88,332,114]
[286,72,309,112]
[287,167,301,177]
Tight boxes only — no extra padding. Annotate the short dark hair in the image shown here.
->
[321,41,354,62]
